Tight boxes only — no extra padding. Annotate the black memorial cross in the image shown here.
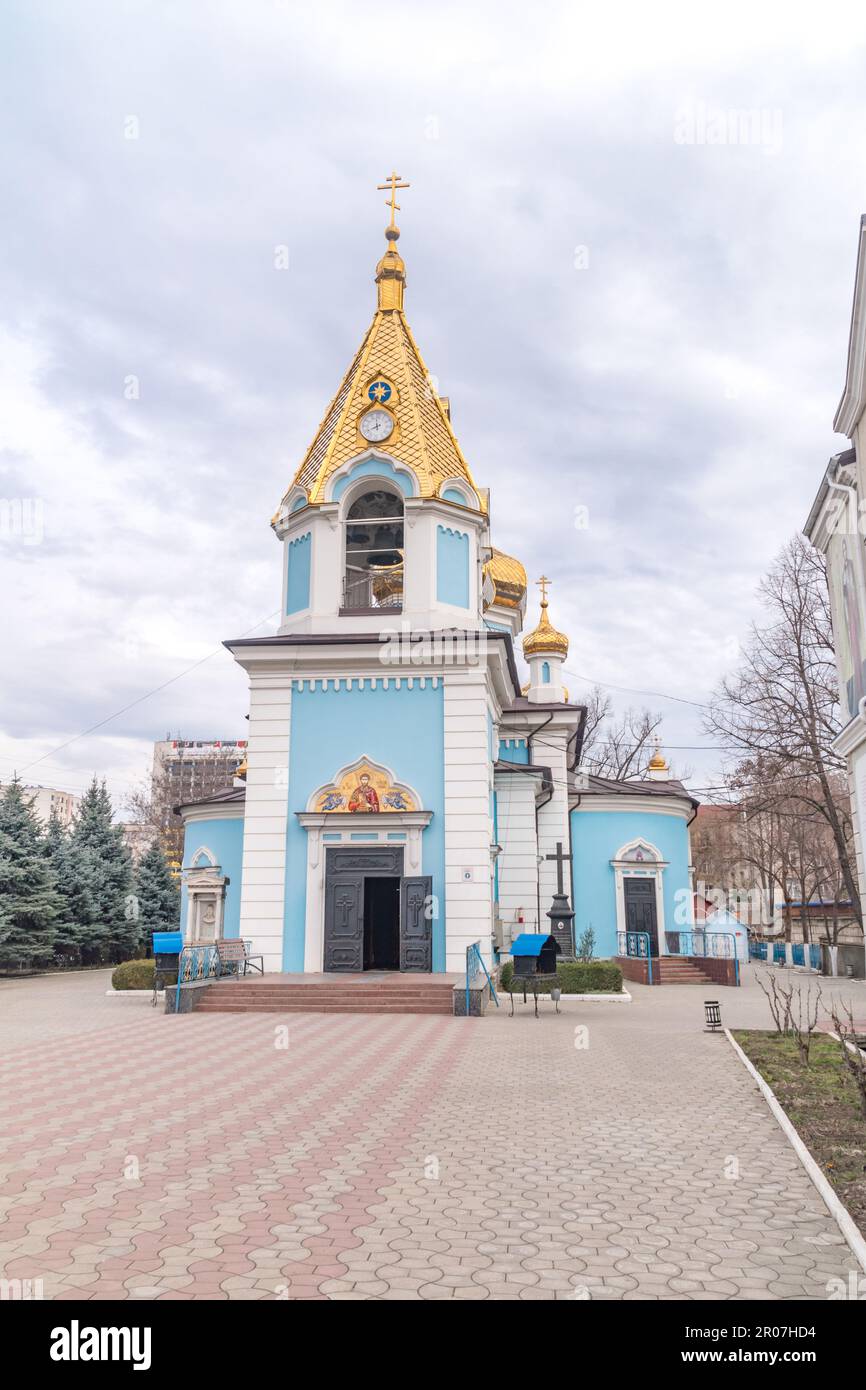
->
[546,841,572,896]
[545,841,576,959]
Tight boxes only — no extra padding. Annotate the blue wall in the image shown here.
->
[499,738,529,764]
[436,525,470,608]
[286,532,311,614]
[570,808,693,959]
[181,814,245,939]
[284,678,446,970]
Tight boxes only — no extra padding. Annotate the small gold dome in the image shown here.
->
[523,594,569,659]
[484,548,527,610]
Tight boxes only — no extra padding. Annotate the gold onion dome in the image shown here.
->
[523,580,569,658]
[648,747,668,772]
[484,548,527,610]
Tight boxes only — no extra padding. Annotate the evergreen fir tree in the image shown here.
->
[72,779,136,963]
[134,841,181,942]
[0,782,60,971]
[43,811,91,966]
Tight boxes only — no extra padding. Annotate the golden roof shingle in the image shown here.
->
[284,230,481,508]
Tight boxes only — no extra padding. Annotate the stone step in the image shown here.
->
[203,987,453,1000]
[195,1000,454,1015]
[657,966,714,983]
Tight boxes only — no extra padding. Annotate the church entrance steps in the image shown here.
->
[190,973,459,1016]
[656,959,715,984]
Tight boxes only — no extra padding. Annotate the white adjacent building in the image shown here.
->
[805,214,866,924]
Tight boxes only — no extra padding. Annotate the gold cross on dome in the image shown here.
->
[377,171,410,229]
[537,575,551,605]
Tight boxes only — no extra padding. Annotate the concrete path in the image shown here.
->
[0,965,863,1300]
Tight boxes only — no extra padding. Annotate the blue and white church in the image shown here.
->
[178,189,698,977]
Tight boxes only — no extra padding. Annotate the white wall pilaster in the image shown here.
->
[443,670,494,971]
[237,674,292,972]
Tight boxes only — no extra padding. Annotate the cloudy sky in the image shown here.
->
[2,0,866,811]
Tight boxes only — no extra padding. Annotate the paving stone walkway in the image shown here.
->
[0,966,864,1300]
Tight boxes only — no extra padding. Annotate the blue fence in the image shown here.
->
[616,930,654,985]
[174,944,221,1011]
[750,941,821,969]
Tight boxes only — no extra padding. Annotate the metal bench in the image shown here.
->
[216,939,264,977]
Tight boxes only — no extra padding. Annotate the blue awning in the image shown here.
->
[153,931,183,954]
[511,933,555,957]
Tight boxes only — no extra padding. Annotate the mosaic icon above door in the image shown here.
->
[312,757,418,813]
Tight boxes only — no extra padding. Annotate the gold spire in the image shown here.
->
[523,577,569,658]
[648,737,668,773]
[375,171,409,311]
[279,179,482,511]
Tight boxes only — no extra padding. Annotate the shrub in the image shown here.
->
[111,958,155,991]
[556,960,622,994]
[498,958,622,995]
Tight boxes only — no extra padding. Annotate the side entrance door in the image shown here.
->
[623,877,659,955]
[399,876,433,972]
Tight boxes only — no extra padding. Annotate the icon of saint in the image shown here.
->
[348,773,380,813]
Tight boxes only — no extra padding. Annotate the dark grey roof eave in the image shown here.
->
[224,627,524,698]
[173,788,247,815]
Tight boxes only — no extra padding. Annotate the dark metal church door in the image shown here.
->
[399,876,433,972]
[323,847,432,973]
[623,877,659,954]
[323,873,364,971]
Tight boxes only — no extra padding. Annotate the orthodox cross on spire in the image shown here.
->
[537,574,551,606]
[377,171,410,231]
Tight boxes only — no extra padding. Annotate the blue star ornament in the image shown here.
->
[368,380,391,403]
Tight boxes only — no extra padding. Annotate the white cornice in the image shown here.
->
[296,811,433,831]
[501,708,581,734]
[833,713,866,757]
[180,803,245,824]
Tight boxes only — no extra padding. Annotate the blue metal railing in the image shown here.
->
[465,941,499,1015]
[751,940,822,969]
[174,944,221,1012]
[616,930,653,985]
[666,930,740,986]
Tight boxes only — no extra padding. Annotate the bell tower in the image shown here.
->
[269,176,489,636]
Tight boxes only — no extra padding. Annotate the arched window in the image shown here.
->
[541,661,551,684]
[343,487,404,610]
